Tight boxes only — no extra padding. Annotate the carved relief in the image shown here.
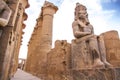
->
[0,0,12,27]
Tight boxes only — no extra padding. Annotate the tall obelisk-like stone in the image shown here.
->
[41,1,58,51]
[25,1,58,78]
[35,1,58,78]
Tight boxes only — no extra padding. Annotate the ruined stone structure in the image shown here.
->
[101,30,120,67]
[25,1,120,80]
[71,3,112,69]
[25,1,58,79]
[0,0,29,80]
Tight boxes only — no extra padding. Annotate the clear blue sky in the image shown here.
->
[19,0,120,59]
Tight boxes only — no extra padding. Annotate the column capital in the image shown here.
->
[42,1,58,16]
[43,1,58,12]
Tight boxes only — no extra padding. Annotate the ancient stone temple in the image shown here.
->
[0,0,29,80]
[25,1,120,80]
[25,1,58,79]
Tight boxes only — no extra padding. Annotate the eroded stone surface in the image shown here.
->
[0,0,29,80]
[101,30,120,67]
[47,40,71,80]
[71,3,111,69]
[25,2,120,80]
[72,68,117,80]
[25,1,58,79]
[0,0,12,26]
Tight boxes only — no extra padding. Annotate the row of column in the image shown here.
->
[0,0,29,80]
[25,1,58,79]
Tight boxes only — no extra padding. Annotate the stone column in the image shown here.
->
[25,1,58,78]
[0,0,19,80]
[0,0,29,80]
[35,1,58,78]
[41,1,58,50]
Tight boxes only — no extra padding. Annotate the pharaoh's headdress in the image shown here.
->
[74,3,87,20]
[74,2,89,24]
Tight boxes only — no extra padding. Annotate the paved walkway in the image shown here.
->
[11,69,41,80]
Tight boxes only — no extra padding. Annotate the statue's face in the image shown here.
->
[78,10,87,19]
[78,10,89,24]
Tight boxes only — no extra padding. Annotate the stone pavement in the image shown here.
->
[11,69,41,80]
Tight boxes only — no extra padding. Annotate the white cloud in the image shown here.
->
[19,0,120,58]
[53,0,117,43]
[52,0,75,43]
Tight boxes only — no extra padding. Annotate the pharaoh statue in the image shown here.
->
[0,0,12,27]
[72,3,111,68]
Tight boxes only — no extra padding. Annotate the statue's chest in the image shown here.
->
[83,27,91,33]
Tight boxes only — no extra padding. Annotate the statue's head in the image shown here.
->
[76,3,87,11]
[75,3,89,24]
[78,10,88,19]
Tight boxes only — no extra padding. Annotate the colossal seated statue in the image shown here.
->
[72,3,111,69]
[0,0,12,27]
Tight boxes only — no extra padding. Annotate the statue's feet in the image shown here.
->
[93,59,105,69]
[103,61,113,68]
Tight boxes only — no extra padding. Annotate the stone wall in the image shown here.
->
[101,30,120,67]
[47,40,72,80]
[0,0,29,80]
[46,31,120,80]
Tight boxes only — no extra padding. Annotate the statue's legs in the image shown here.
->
[88,36,104,68]
[97,36,112,68]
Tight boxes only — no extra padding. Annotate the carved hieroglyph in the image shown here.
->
[0,0,12,27]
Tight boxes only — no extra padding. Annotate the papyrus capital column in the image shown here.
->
[41,1,58,49]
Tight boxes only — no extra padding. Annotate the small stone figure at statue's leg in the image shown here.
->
[88,37,105,68]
